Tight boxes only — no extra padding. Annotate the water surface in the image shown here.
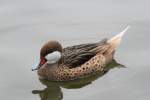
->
[0,0,150,100]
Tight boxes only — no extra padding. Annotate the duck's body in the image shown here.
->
[38,40,110,81]
[32,26,129,81]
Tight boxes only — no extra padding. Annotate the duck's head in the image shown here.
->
[32,41,63,71]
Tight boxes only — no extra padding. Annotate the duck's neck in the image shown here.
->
[46,63,59,69]
[38,63,59,80]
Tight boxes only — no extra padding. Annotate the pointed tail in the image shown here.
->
[90,26,130,55]
[107,26,130,49]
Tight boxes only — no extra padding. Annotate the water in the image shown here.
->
[0,0,150,100]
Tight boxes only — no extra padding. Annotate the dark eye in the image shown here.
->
[39,58,47,66]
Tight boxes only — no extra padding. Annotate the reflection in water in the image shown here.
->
[32,85,63,100]
[32,59,124,100]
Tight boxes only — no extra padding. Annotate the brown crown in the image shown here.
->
[40,41,63,59]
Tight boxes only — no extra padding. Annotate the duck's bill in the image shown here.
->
[32,60,40,71]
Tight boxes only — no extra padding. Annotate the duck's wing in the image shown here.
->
[62,39,107,68]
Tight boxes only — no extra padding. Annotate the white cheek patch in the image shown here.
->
[45,51,61,64]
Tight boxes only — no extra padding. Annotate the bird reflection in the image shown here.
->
[32,59,124,100]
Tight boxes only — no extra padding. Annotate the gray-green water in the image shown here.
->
[0,0,150,100]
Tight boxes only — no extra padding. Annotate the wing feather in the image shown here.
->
[62,39,107,68]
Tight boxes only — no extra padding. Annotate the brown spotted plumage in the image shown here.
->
[33,26,130,81]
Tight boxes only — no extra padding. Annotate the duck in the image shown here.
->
[32,26,130,81]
